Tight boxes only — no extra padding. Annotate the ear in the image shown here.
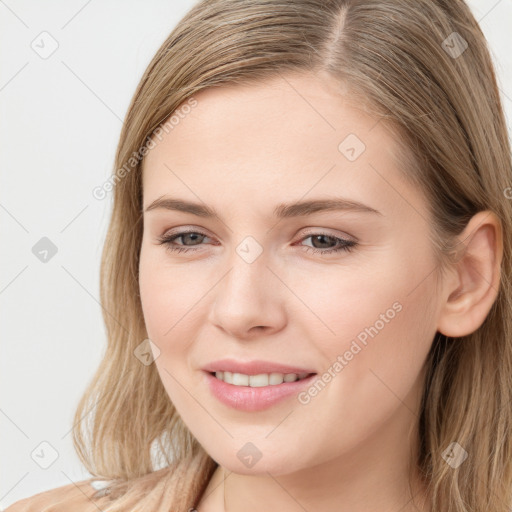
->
[436,210,503,338]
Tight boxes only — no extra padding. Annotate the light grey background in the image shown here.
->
[1,0,510,508]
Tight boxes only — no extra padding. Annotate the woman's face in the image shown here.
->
[139,72,441,476]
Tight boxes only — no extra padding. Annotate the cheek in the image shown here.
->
[139,246,203,342]
[295,252,436,418]
[139,261,171,342]
[324,271,434,376]
[138,255,201,406]
[310,237,437,360]
[290,293,433,465]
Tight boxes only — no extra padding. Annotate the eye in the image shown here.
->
[296,233,357,255]
[156,229,213,254]
[156,229,358,255]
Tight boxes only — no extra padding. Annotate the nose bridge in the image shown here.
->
[208,234,285,335]
[221,235,269,303]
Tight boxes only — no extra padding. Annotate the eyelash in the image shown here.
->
[156,229,357,255]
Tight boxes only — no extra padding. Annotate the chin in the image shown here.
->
[213,449,310,477]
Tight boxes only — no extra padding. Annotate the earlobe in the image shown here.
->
[436,210,503,338]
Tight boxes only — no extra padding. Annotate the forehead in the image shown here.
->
[141,72,425,222]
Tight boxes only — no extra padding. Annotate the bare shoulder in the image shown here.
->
[3,478,110,512]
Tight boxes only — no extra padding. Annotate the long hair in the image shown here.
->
[72,1,512,510]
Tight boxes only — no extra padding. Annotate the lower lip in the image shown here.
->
[203,371,317,412]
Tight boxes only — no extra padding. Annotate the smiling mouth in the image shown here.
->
[208,371,316,387]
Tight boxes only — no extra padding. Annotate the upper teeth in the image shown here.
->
[214,371,310,387]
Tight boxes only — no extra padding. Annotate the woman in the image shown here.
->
[7,0,511,510]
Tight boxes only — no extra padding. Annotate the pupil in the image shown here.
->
[313,235,331,248]
[184,233,202,245]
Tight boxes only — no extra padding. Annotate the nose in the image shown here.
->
[207,249,287,340]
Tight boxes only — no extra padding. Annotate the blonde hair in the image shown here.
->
[73,1,512,510]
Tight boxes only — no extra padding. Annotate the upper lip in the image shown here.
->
[202,358,317,375]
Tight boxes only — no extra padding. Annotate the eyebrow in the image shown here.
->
[144,196,383,218]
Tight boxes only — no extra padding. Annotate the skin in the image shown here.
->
[138,71,503,512]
